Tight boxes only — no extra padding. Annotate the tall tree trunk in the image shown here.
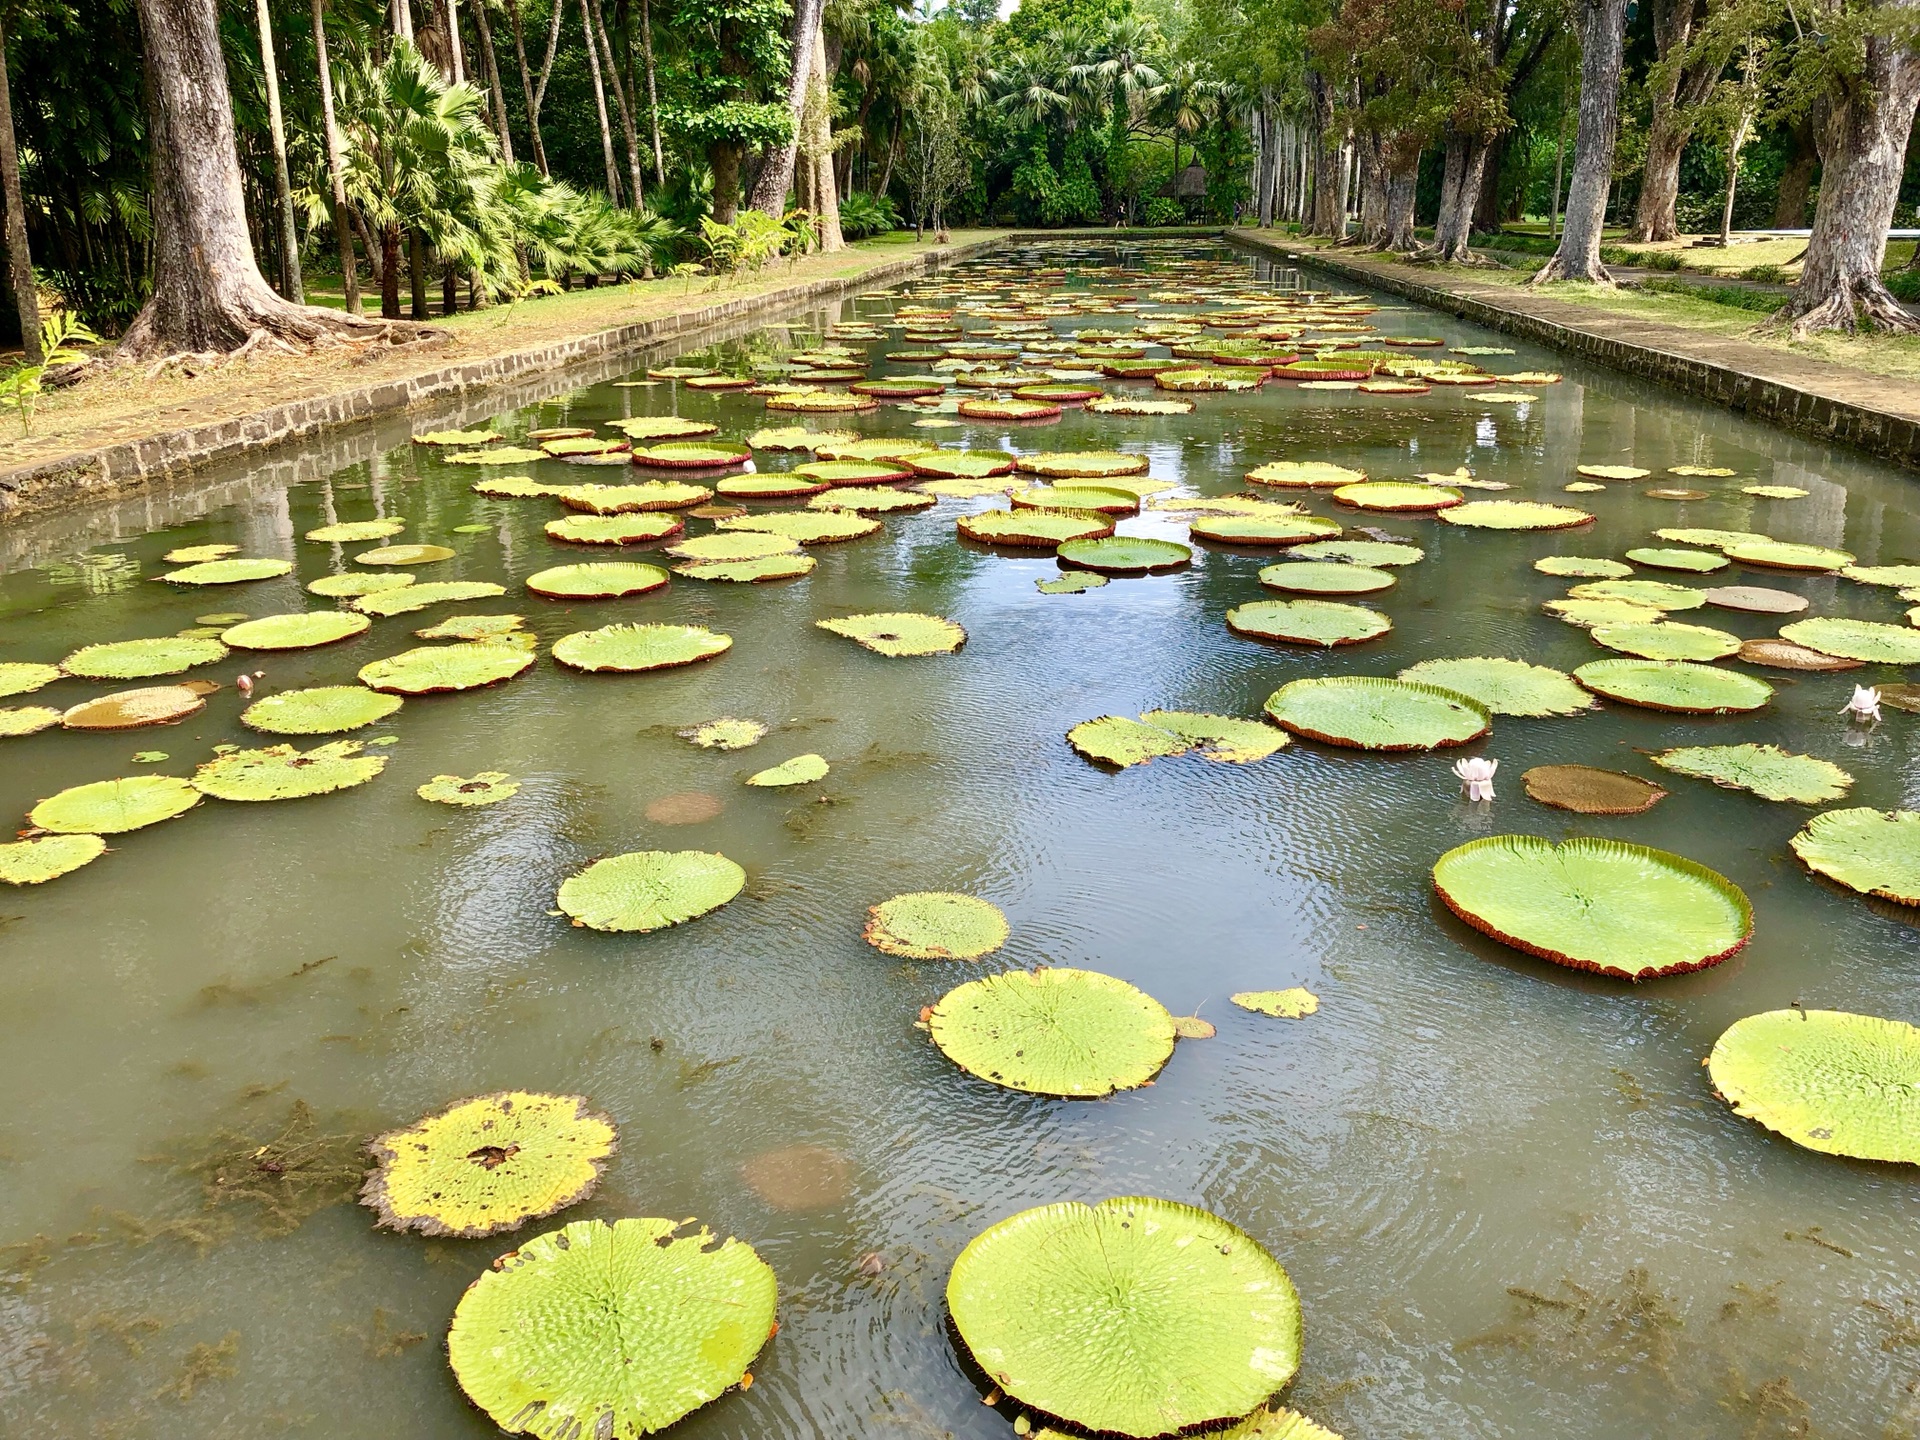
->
[1774,26,1920,334]
[1774,117,1816,227]
[808,21,842,249]
[1533,0,1630,284]
[711,144,740,223]
[445,0,465,80]
[1471,133,1506,234]
[504,0,552,174]
[1549,81,1569,239]
[1356,133,1388,244]
[121,0,381,358]
[639,0,664,183]
[0,10,41,363]
[442,260,457,315]
[471,0,514,162]
[749,0,824,215]
[254,0,304,303]
[409,228,429,318]
[588,0,644,208]
[1381,147,1419,251]
[579,0,623,202]
[393,0,414,41]
[1629,0,1720,241]
[1255,108,1277,225]
[310,0,360,313]
[1430,133,1489,261]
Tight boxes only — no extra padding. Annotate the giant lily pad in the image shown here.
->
[306,519,407,543]
[1397,658,1592,717]
[1016,451,1149,478]
[1522,765,1667,815]
[929,969,1175,1098]
[356,544,454,567]
[1779,618,1920,665]
[674,553,816,582]
[1591,621,1742,662]
[719,511,879,545]
[559,481,712,514]
[1704,585,1808,614]
[1725,541,1853,571]
[0,706,61,736]
[359,644,534,694]
[1246,461,1365,489]
[1544,598,1666,628]
[351,581,508,617]
[908,450,1017,480]
[630,441,751,469]
[792,460,912,486]
[160,557,294,585]
[666,533,801,564]
[1085,395,1194,415]
[552,623,731,672]
[1440,501,1591,531]
[447,1217,776,1438]
[1652,744,1852,804]
[946,1196,1300,1436]
[242,685,404,735]
[816,613,965,656]
[559,850,745,931]
[1192,514,1343,546]
[1257,561,1393,595]
[1708,1010,1920,1164]
[1265,676,1489,751]
[61,686,206,730]
[609,416,721,441]
[1574,659,1772,713]
[363,1091,616,1238]
[447,446,547,464]
[1066,716,1190,768]
[163,544,239,563]
[419,772,520,806]
[1790,808,1920,903]
[746,753,829,787]
[0,662,62,697]
[809,486,935,514]
[1139,710,1288,763]
[958,508,1113,548]
[678,718,767,750]
[1057,536,1191,574]
[1432,835,1751,978]
[1568,579,1706,611]
[1626,547,1728,573]
[309,572,416,599]
[544,514,684,545]
[0,833,108,885]
[866,893,1008,959]
[416,615,525,642]
[62,636,229,681]
[1332,481,1461,512]
[1840,564,1920,589]
[191,740,385,801]
[716,473,829,499]
[30,775,201,834]
[525,562,671,599]
[1535,556,1632,579]
[220,612,370,650]
[1227,599,1390,647]
[1012,485,1140,515]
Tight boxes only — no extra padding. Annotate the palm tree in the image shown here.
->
[1147,60,1221,176]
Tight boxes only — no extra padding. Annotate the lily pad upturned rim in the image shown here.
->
[865,892,1009,959]
[1056,535,1193,574]
[1433,833,1752,979]
[1574,658,1773,713]
[1397,657,1593,718]
[1708,1009,1920,1164]
[557,849,747,931]
[551,623,733,673]
[1265,675,1490,751]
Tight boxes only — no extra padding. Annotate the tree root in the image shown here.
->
[1530,253,1616,286]
[1765,279,1920,339]
[125,314,441,382]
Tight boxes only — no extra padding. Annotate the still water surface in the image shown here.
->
[1,242,1916,1440]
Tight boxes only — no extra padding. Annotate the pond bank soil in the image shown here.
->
[0,233,997,521]
[1230,229,1920,472]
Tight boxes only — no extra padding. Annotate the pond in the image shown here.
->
[1,240,1915,1440]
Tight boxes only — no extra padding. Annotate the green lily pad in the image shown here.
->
[1790,808,1920,903]
[1779,618,1920,664]
[809,486,936,514]
[715,473,829,499]
[1440,501,1592,531]
[866,892,1009,959]
[1397,658,1592,717]
[415,614,525,642]
[1012,485,1140,515]
[1086,395,1194,415]
[792,460,912,486]
[765,389,878,413]
[62,636,229,681]
[1709,1010,1920,1164]
[1654,527,1770,549]
[1543,597,1667,628]
[946,1196,1300,1434]
[1037,572,1109,593]
[417,772,520,806]
[220,612,370,650]
[1067,715,1191,768]
[631,441,752,468]
[1191,514,1343,546]
[305,519,407,543]
[1158,366,1265,391]
[191,740,386,801]
[1433,835,1752,978]
[1227,599,1391,647]
[358,644,534,694]
[0,705,61,736]
[748,425,857,451]
[609,415,721,440]
[59,686,205,730]
[666,533,801,564]
[0,833,108,885]
[559,481,712,514]
[363,1091,614,1238]
[906,450,1018,480]
[957,508,1113,548]
[1841,564,1920,588]
[447,1216,776,1436]
[1257,561,1394,595]
[242,685,404,735]
[30,775,201,833]
[1535,556,1632,579]
[719,511,879,545]
[0,661,62,697]
[1591,621,1742,662]
[1016,451,1149,479]
[414,428,503,446]
[1246,460,1365,489]
[815,438,938,463]
[1652,744,1852,804]
[1574,658,1772,713]
[1232,988,1318,1018]
[675,553,816,582]
[525,562,672,600]
[350,581,507,617]
[1057,536,1192,574]
[1332,481,1461,512]
[1725,540,1853,571]
[930,968,1175,1098]
[542,436,627,457]
[164,544,239,563]
[309,572,415,598]
[470,475,576,499]
[678,717,767,750]
[1626,547,1728,573]
[816,612,965,656]
[746,753,829,787]
[552,623,732,673]
[446,446,548,464]
[1265,676,1490,751]
[159,558,294,585]
[544,513,684,545]
[1567,579,1706,611]
[557,849,746,931]
[1139,710,1288,763]
[356,543,454,567]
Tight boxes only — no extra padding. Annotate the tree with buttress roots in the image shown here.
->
[1531,0,1629,283]
[118,0,418,363]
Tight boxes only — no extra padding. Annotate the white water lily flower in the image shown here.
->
[1843,684,1882,723]
[1453,756,1498,802]
[741,458,757,473]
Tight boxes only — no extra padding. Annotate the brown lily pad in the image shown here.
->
[739,1144,852,1211]
[62,685,207,730]
[1645,488,1709,501]
[1875,683,1920,714]
[1737,638,1863,671]
[644,791,724,825]
[1523,764,1668,815]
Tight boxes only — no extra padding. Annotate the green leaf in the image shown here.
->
[1397,658,1592,718]
[1723,540,1853,571]
[159,557,293,585]
[0,705,61,736]
[358,644,534,694]
[1652,744,1852,804]
[719,511,880,545]
[305,519,407,543]
[0,833,108,885]
[1139,710,1288,763]
[557,849,746,932]
[558,481,712,514]
[350,581,507,617]
[1332,481,1461,512]
[309,571,416,598]
[1227,599,1391,647]
[1590,621,1742,662]
[1257,561,1394,595]
[1067,715,1191,768]
[1779,617,1920,664]
[448,1217,777,1437]
[242,686,403,736]
[1037,572,1109,593]
[30,775,201,834]
[1574,659,1772,713]
[1015,450,1149,479]
[446,445,548,464]
[746,753,828,787]
[355,544,455,567]
[1567,579,1705,611]
[1535,555,1632,578]
[1432,835,1751,979]
[1709,1009,1920,1164]
[816,613,965,656]
[0,661,63,698]
[1232,987,1319,1017]
[1625,547,1728,573]
[1265,676,1489,751]
[418,772,520,806]
[1192,514,1344,546]
[677,717,767,750]
[1790,808,1920,902]
[544,513,684,545]
[220,612,370,651]
[610,415,721,440]
[929,969,1176,1097]
[958,508,1113,548]
[1246,460,1365,489]
[525,562,672,599]
[674,553,816,582]
[947,1196,1300,1435]
[1439,500,1591,530]
[907,449,1016,479]
[191,741,386,801]
[62,636,229,681]
[552,623,731,673]
[808,485,936,514]
[865,892,1009,959]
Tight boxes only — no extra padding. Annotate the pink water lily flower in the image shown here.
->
[1842,685,1882,724]
[1453,756,1498,802]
